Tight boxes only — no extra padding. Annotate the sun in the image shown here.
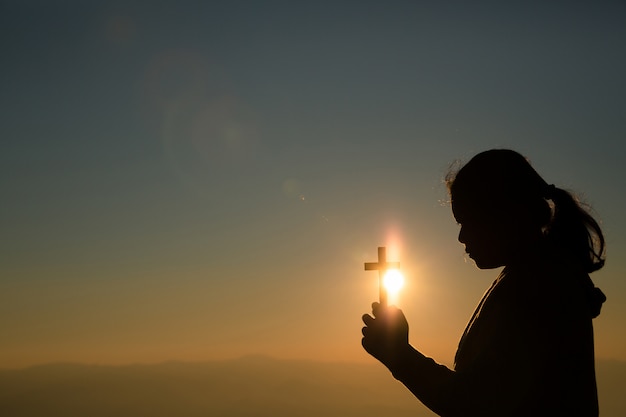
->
[383,269,404,296]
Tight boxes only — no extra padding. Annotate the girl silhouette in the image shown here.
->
[361,149,606,417]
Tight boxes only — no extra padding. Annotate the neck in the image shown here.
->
[506,235,547,267]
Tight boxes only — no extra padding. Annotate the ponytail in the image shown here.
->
[545,185,605,273]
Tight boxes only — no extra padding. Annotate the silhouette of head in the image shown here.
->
[447,149,552,269]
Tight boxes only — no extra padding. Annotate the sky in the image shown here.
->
[1,0,625,369]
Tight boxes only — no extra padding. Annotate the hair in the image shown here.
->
[446,149,605,274]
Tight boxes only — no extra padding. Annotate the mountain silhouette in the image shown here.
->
[0,356,623,417]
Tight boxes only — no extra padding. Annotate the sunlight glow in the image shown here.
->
[383,269,404,296]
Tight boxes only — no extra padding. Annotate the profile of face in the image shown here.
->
[451,198,515,269]
[451,193,545,269]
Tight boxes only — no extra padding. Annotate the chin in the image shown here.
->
[475,262,502,270]
[471,255,504,270]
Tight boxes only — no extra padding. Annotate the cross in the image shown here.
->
[364,246,400,307]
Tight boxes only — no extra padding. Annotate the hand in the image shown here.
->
[361,302,410,369]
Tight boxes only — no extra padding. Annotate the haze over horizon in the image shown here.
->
[2,1,626,371]
[1,356,625,417]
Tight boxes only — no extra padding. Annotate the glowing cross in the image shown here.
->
[364,246,400,307]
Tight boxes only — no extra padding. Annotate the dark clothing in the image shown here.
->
[389,251,603,417]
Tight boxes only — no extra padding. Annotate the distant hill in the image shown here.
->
[0,356,623,417]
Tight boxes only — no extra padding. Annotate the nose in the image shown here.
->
[458,226,466,244]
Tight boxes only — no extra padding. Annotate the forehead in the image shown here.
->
[451,196,472,223]
[451,194,499,225]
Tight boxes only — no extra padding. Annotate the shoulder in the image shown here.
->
[499,251,593,319]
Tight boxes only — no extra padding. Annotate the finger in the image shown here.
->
[361,326,368,336]
[362,336,377,356]
[362,314,374,326]
[371,302,381,317]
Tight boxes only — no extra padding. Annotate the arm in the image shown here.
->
[361,304,457,415]
[362,302,538,417]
